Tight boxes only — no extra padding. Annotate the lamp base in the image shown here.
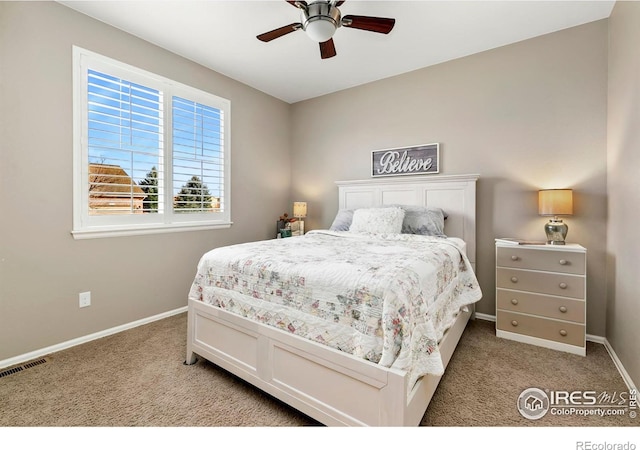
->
[544,218,568,245]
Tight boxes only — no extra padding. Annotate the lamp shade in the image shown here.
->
[293,202,307,218]
[538,189,573,216]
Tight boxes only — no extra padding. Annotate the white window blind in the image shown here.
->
[87,70,163,215]
[172,97,225,214]
[73,47,231,238]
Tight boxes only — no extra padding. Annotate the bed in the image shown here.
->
[186,174,481,426]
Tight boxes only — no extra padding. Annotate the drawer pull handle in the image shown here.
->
[559,259,568,265]
[511,299,519,305]
[511,277,518,283]
[559,329,568,337]
[511,255,519,261]
[559,282,568,289]
[559,306,568,313]
[511,320,518,327]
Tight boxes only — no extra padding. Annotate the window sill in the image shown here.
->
[71,221,233,239]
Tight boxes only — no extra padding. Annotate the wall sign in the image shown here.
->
[371,143,439,177]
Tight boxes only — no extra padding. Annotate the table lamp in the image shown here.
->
[538,189,573,245]
[293,201,307,235]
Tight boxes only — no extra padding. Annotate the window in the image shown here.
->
[72,46,231,238]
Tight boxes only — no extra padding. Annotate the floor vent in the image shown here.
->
[0,358,48,378]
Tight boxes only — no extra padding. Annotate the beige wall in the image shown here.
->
[607,2,640,387]
[0,2,291,360]
[291,20,609,336]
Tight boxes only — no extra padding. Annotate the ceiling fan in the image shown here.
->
[256,0,396,59]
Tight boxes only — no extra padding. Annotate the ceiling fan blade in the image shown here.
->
[319,39,337,59]
[257,23,302,42]
[342,15,395,34]
[286,0,307,8]
[335,1,346,6]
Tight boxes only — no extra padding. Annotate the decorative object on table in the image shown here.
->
[277,213,294,238]
[293,202,307,235]
[371,143,439,178]
[538,189,573,245]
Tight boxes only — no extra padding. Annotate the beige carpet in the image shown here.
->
[0,313,636,427]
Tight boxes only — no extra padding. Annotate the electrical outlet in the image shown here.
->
[79,291,91,308]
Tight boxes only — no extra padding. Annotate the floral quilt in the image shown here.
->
[188,230,482,388]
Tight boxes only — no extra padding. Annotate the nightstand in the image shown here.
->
[495,242,586,356]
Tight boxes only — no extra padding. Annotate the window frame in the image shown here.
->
[72,46,231,239]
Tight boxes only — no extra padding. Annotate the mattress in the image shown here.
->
[188,230,482,388]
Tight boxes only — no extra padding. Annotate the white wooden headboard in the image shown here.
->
[335,174,479,267]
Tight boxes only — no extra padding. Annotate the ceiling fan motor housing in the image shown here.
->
[301,2,341,42]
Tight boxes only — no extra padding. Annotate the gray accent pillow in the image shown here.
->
[329,209,354,231]
[397,205,447,237]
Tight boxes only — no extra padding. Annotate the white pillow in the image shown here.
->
[349,207,406,234]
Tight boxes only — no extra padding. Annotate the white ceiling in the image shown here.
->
[58,0,615,104]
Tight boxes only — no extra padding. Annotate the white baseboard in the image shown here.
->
[0,306,187,370]
[603,338,638,393]
[473,312,495,322]
[586,333,606,344]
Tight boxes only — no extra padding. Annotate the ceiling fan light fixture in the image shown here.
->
[301,2,341,42]
[304,17,336,42]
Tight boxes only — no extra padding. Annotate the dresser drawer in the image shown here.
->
[496,246,585,275]
[497,311,585,347]
[496,289,585,323]
[496,268,585,299]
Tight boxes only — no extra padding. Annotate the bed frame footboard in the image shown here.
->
[186,298,472,426]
